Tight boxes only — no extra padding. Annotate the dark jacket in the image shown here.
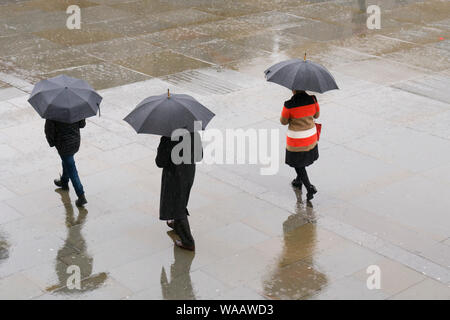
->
[156,132,202,221]
[45,120,86,156]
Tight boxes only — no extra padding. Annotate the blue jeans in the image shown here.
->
[60,155,84,197]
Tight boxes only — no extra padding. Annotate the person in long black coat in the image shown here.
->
[155,132,202,251]
[45,119,87,207]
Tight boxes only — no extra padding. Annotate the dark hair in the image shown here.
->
[293,90,306,95]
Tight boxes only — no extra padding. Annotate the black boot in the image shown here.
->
[54,179,69,190]
[306,185,317,201]
[75,194,88,207]
[174,218,195,251]
[167,220,175,229]
[291,179,302,190]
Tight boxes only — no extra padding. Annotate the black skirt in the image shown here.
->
[285,144,319,168]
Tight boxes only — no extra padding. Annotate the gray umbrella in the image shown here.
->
[28,74,102,124]
[124,90,215,136]
[264,57,339,93]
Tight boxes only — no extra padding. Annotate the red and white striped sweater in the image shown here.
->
[280,92,320,152]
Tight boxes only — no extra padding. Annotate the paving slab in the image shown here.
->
[76,37,162,61]
[389,278,450,300]
[0,87,27,101]
[332,58,429,85]
[392,73,450,104]
[384,1,450,25]
[93,17,173,37]
[42,62,151,90]
[227,29,312,53]
[383,46,450,72]
[19,0,98,12]
[383,25,448,45]
[330,34,417,56]
[0,273,43,300]
[193,0,268,17]
[114,50,213,77]
[0,34,65,59]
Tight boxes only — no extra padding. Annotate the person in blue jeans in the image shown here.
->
[45,119,87,207]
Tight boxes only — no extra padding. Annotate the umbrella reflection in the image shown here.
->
[263,187,328,299]
[46,190,107,294]
[160,245,196,300]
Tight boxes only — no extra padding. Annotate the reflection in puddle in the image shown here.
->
[0,232,9,266]
[352,0,368,35]
[160,243,196,300]
[46,190,107,294]
[263,188,328,299]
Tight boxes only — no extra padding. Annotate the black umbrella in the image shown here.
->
[124,90,215,136]
[28,74,102,123]
[264,55,339,93]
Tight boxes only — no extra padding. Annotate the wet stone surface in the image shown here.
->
[0,0,450,300]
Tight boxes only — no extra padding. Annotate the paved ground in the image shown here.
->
[0,0,450,299]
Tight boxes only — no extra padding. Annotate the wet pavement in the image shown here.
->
[0,0,450,300]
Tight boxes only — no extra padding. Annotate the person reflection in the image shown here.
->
[46,190,107,294]
[263,187,327,299]
[351,0,367,35]
[160,245,196,300]
[0,232,9,267]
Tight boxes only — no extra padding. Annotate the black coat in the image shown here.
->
[156,132,202,221]
[45,120,86,156]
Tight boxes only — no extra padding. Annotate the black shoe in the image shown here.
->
[306,185,317,201]
[75,194,88,207]
[291,179,302,190]
[54,179,69,191]
[174,218,195,250]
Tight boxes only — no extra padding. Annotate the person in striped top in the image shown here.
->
[280,90,320,201]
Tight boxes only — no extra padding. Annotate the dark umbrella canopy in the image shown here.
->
[264,58,339,93]
[124,91,215,136]
[28,74,102,124]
